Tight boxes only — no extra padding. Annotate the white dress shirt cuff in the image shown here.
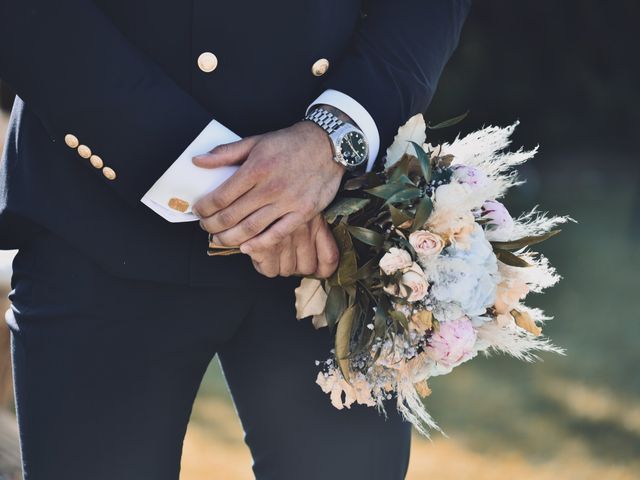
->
[307,89,380,172]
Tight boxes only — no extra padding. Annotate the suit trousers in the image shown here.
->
[5,231,411,480]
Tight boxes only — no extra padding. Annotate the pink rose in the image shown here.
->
[482,200,514,241]
[426,316,477,371]
[451,164,488,187]
[409,230,444,259]
[379,247,413,275]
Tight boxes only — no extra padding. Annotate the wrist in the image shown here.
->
[297,120,347,177]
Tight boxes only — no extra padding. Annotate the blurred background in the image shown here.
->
[1,1,639,479]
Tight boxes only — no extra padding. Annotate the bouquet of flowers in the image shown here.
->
[294,114,571,435]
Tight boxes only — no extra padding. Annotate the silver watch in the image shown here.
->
[305,107,369,170]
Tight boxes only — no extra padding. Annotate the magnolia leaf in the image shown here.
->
[325,198,370,224]
[355,258,379,281]
[494,248,532,267]
[347,226,384,248]
[325,287,347,330]
[335,306,356,382]
[427,111,469,130]
[411,196,433,232]
[312,313,328,329]
[491,230,561,251]
[332,223,358,287]
[386,187,422,206]
[410,141,432,183]
[385,114,427,168]
[511,309,542,336]
[294,278,328,320]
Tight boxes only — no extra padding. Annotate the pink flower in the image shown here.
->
[409,230,444,259]
[426,316,477,372]
[379,247,413,275]
[482,200,515,241]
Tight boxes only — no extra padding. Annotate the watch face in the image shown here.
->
[339,130,368,167]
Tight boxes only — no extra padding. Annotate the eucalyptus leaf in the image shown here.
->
[325,198,370,224]
[494,248,532,267]
[410,141,432,183]
[491,230,561,251]
[411,196,433,232]
[427,111,469,130]
[347,226,384,248]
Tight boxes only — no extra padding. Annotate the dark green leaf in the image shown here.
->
[365,183,406,200]
[494,248,532,267]
[324,198,370,224]
[491,230,561,251]
[411,196,433,232]
[427,111,469,130]
[390,310,409,330]
[410,141,432,183]
[331,223,358,287]
[355,258,380,281]
[389,205,413,227]
[386,187,422,205]
[347,226,384,248]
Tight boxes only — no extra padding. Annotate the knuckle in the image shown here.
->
[217,210,236,228]
[242,218,261,236]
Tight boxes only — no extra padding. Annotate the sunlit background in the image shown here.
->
[1,1,639,479]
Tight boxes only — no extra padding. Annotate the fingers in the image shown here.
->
[314,220,340,278]
[293,224,318,276]
[192,136,262,169]
[279,242,297,277]
[250,241,287,278]
[207,204,280,247]
[240,212,304,254]
[193,167,256,219]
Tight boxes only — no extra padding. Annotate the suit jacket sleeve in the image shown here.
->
[0,0,212,205]
[321,0,472,158]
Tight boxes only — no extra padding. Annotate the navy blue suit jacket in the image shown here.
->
[0,0,470,286]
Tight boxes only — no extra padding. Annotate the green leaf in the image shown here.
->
[411,196,433,232]
[325,287,347,331]
[410,141,432,183]
[389,205,413,227]
[331,223,358,286]
[324,198,370,224]
[355,258,380,281]
[388,154,413,183]
[335,306,356,382]
[494,248,532,267]
[347,226,384,248]
[491,230,561,251]
[385,187,422,205]
[365,183,406,200]
[427,111,469,130]
[390,310,409,330]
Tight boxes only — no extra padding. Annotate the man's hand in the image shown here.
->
[192,121,345,252]
[240,215,339,279]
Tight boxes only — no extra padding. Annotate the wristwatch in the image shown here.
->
[305,107,369,171]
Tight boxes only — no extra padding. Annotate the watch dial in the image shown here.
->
[340,131,368,167]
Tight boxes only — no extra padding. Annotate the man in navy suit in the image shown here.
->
[0,0,470,478]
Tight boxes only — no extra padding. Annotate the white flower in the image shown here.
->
[384,262,429,302]
[385,114,427,168]
[424,224,498,321]
[379,247,413,275]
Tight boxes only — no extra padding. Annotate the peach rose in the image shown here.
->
[384,263,429,302]
[409,230,445,259]
[379,247,413,275]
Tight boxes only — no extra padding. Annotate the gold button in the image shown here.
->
[64,134,79,149]
[77,145,92,159]
[89,155,104,169]
[168,197,190,213]
[102,167,116,180]
[197,52,218,73]
[311,58,330,76]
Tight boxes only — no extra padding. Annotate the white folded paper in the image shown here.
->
[141,119,241,223]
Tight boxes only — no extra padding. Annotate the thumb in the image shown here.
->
[192,135,262,168]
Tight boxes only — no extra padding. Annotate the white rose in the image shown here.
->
[384,263,429,302]
[379,247,413,275]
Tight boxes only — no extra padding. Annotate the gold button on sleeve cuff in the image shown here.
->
[168,197,190,213]
[102,167,116,180]
[64,134,79,149]
[89,155,104,169]
[311,58,330,76]
[77,145,92,159]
